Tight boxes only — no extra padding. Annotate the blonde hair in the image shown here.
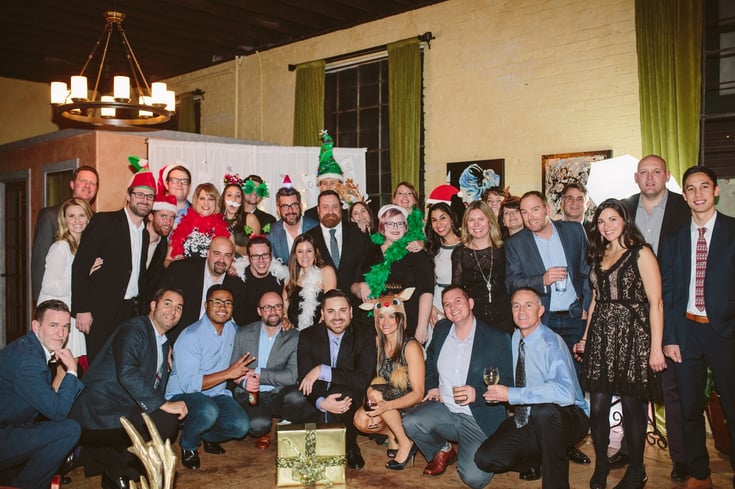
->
[193,183,222,214]
[461,200,503,248]
[56,198,93,254]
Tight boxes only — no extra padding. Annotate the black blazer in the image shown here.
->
[139,235,169,312]
[661,212,735,349]
[296,321,377,406]
[71,316,168,430]
[159,257,247,342]
[621,191,690,253]
[306,222,370,295]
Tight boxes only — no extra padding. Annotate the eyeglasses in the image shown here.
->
[167,177,190,185]
[130,191,155,201]
[260,304,284,312]
[278,202,301,211]
[249,253,271,261]
[384,221,407,229]
[208,299,234,308]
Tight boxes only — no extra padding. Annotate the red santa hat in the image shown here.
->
[153,192,177,213]
[427,183,460,204]
[127,156,156,192]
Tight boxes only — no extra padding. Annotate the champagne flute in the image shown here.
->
[363,396,378,429]
[483,366,500,404]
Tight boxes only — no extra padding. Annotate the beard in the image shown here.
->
[321,213,340,228]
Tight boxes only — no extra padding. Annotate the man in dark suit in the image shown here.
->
[32,165,98,301]
[268,185,318,263]
[231,291,298,450]
[281,289,377,470]
[306,190,370,297]
[403,286,512,489]
[72,171,154,361]
[660,166,735,489]
[159,236,247,343]
[612,154,691,479]
[0,300,84,489]
[139,195,177,311]
[71,289,188,489]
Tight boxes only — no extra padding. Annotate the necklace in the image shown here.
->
[472,246,494,302]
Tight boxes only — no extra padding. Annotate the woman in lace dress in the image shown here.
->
[573,199,666,489]
[282,234,336,330]
[451,200,513,333]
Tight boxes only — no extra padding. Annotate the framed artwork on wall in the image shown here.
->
[542,150,612,219]
[446,158,505,204]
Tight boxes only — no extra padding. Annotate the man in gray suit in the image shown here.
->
[231,291,298,450]
[268,186,318,263]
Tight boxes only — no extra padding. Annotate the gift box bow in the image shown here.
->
[277,423,345,487]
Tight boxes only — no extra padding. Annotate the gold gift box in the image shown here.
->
[276,422,346,487]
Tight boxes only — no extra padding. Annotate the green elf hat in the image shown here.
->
[127,156,156,192]
[317,130,344,183]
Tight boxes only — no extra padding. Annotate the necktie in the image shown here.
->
[695,227,707,311]
[514,339,529,428]
[329,228,340,268]
[154,341,167,390]
[331,337,340,368]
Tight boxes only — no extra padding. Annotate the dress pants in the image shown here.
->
[234,390,285,438]
[403,400,493,489]
[170,393,249,451]
[546,313,585,381]
[475,403,589,489]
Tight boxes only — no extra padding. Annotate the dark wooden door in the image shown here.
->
[4,180,28,343]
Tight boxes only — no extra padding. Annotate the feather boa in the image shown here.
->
[364,237,410,299]
[234,256,289,283]
[168,211,230,258]
[297,266,323,330]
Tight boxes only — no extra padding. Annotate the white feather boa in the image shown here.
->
[297,266,323,330]
[233,255,289,283]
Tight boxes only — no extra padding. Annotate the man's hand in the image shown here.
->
[244,372,260,392]
[321,393,352,415]
[299,365,322,396]
[484,384,509,403]
[227,353,255,380]
[76,312,93,334]
[422,387,441,402]
[161,400,188,420]
[452,384,476,405]
[663,344,682,363]
[55,348,78,375]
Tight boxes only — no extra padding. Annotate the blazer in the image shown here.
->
[139,235,169,312]
[230,320,299,396]
[505,222,592,323]
[31,204,61,301]
[159,257,248,343]
[426,318,512,436]
[621,191,690,253]
[296,321,377,406]
[0,331,83,426]
[70,316,168,430]
[268,216,319,264]
[306,222,370,295]
[660,212,735,348]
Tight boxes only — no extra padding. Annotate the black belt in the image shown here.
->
[549,310,571,317]
[123,297,139,306]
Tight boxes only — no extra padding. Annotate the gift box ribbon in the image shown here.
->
[277,423,346,487]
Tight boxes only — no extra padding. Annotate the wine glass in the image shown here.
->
[483,366,500,404]
[363,396,378,429]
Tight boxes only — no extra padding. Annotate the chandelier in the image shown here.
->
[50,11,175,127]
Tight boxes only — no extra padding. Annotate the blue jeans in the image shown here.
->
[170,393,249,450]
[546,313,585,380]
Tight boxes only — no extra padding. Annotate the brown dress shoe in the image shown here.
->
[255,433,271,450]
[683,476,713,489]
[423,446,457,476]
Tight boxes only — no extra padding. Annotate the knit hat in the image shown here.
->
[317,130,344,182]
[127,156,156,192]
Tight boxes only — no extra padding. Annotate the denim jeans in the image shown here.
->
[170,393,249,450]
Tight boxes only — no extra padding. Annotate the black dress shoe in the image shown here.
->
[607,450,630,469]
[181,449,201,470]
[59,450,77,475]
[519,465,542,481]
[346,446,365,469]
[101,470,130,489]
[203,440,226,454]
[670,462,688,482]
[568,446,591,464]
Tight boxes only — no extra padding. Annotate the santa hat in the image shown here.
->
[153,193,177,213]
[427,183,461,204]
[317,130,344,182]
[282,175,293,189]
[127,156,156,192]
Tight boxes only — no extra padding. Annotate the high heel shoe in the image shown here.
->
[590,463,609,489]
[385,443,418,470]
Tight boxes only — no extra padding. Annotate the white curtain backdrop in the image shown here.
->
[146,138,367,215]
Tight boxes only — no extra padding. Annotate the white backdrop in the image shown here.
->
[146,138,367,216]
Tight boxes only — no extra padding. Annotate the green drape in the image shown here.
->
[293,60,325,146]
[177,92,196,133]
[388,38,421,190]
[635,0,702,183]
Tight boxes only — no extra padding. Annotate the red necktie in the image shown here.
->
[695,227,707,311]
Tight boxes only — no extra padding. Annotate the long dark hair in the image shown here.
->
[424,202,460,256]
[220,183,247,230]
[586,198,646,263]
[376,311,407,367]
[286,233,326,296]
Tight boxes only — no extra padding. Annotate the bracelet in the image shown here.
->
[579,338,586,342]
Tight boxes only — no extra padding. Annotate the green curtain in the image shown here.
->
[635,0,702,183]
[388,38,421,190]
[177,91,197,133]
[293,60,325,146]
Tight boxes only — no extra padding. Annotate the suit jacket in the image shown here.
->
[660,212,735,349]
[230,321,299,396]
[426,318,512,436]
[70,316,168,430]
[621,191,690,253]
[306,222,370,295]
[31,204,61,301]
[296,321,377,406]
[0,331,83,426]
[159,257,248,342]
[505,222,592,323]
[139,235,169,312]
[268,216,319,264]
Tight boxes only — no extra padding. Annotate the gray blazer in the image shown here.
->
[230,320,299,395]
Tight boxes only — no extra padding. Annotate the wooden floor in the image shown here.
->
[64,429,733,489]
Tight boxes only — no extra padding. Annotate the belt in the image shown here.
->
[686,312,709,324]
[549,310,570,317]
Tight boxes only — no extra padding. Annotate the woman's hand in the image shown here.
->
[414,324,428,345]
[89,257,103,275]
[572,340,585,362]
[406,240,424,253]
[429,306,444,327]
[357,282,371,302]
[649,349,667,373]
